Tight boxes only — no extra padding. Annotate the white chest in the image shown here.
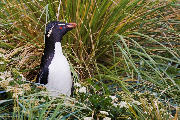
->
[47,42,72,96]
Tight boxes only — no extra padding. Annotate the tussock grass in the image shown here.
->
[0,0,179,119]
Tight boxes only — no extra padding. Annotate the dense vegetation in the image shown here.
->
[0,0,179,119]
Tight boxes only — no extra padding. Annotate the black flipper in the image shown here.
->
[36,67,49,84]
[36,46,55,85]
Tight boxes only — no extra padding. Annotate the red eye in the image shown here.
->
[59,27,63,29]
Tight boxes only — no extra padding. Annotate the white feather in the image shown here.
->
[58,23,65,26]
[46,42,72,96]
[47,26,54,37]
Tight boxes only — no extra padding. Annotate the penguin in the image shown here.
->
[36,21,77,96]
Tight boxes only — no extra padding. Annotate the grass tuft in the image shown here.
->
[0,0,179,119]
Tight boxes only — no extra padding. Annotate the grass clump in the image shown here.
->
[0,0,179,119]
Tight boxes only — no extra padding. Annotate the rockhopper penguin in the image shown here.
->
[36,21,77,96]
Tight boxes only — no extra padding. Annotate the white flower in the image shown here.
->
[6,77,13,81]
[132,100,142,105]
[103,117,111,120]
[84,117,93,120]
[19,74,26,81]
[79,86,86,93]
[21,77,26,81]
[74,82,81,87]
[109,96,116,100]
[12,57,19,61]
[0,61,4,64]
[119,101,128,108]
[113,103,118,107]
[100,111,109,115]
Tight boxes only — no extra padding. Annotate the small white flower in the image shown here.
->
[79,86,86,93]
[20,74,26,81]
[103,117,111,120]
[74,82,81,87]
[119,101,128,108]
[84,117,93,120]
[132,100,142,105]
[21,77,26,81]
[6,77,13,81]
[12,57,19,61]
[0,61,4,64]
[100,111,109,115]
[109,96,116,100]
[113,103,118,107]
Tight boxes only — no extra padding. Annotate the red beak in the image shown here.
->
[67,23,77,28]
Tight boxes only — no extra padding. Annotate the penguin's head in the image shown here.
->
[45,21,76,41]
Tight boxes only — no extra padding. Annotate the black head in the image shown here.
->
[45,21,76,42]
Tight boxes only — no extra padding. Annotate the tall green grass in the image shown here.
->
[0,0,179,119]
[0,0,165,78]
